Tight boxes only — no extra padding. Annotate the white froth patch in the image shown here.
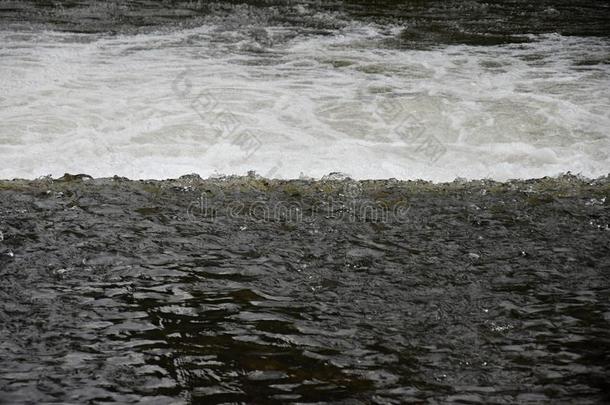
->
[0,27,608,181]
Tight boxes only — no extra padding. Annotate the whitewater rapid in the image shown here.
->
[1,23,609,181]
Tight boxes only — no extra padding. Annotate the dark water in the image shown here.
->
[1,1,610,403]
[1,1,610,42]
[0,175,609,403]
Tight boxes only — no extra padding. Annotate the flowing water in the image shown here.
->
[1,2,610,404]
[0,1,609,180]
[0,175,609,403]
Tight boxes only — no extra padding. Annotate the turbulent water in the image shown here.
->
[0,175,609,403]
[1,2,610,404]
[1,1,609,180]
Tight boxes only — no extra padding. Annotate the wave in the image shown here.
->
[0,24,608,181]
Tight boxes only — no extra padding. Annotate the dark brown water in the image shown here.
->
[1,1,610,403]
[0,175,608,403]
[1,0,609,39]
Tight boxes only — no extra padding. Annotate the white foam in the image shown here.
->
[0,26,608,181]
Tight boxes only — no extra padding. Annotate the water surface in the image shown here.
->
[0,1,609,180]
[0,175,608,403]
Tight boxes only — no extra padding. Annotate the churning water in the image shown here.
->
[1,1,609,181]
[1,3,610,404]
